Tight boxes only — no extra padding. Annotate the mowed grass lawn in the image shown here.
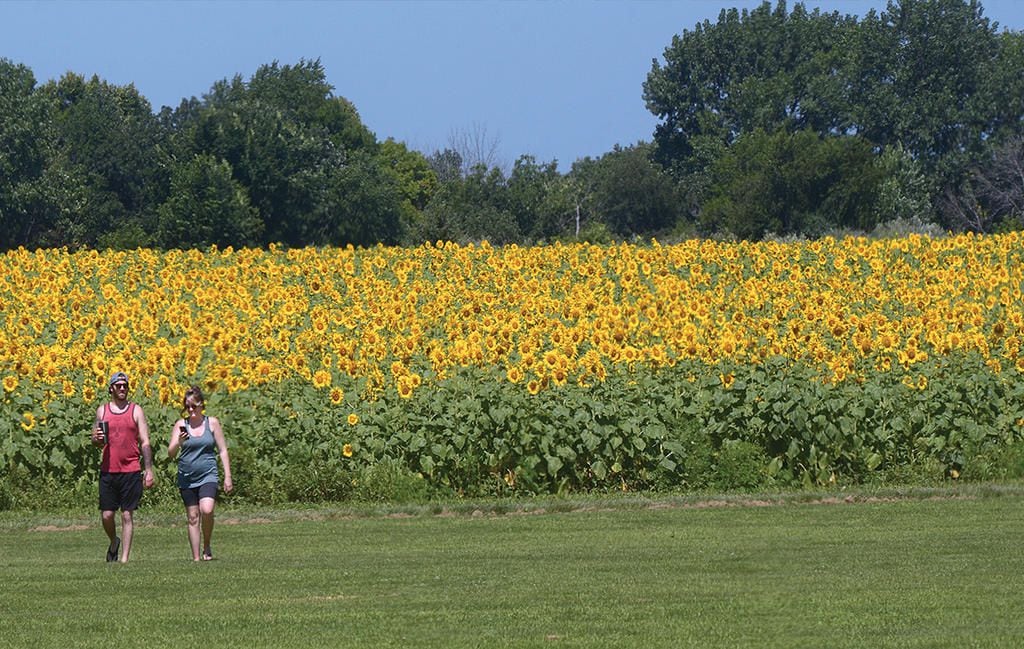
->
[2,490,1023,648]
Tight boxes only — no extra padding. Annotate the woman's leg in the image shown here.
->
[199,496,216,559]
[185,504,201,561]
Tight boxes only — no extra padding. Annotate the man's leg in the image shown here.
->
[101,510,117,542]
[119,509,134,563]
[99,473,120,561]
[101,509,119,561]
[118,472,144,563]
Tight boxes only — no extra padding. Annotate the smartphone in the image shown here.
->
[179,425,189,440]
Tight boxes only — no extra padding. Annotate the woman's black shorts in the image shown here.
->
[179,482,219,507]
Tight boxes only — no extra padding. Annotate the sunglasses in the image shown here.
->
[111,382,129,390]
[185,402,204,411]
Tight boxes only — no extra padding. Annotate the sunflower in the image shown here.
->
[397,378,414,399]
[256,360,274,379]
[551,367,568,386]
[312,369,332,389]
[342,443,354,458]
[329,387,344,405]
[347,413,359,426]
[91,355,108,377]
[21,412,35,431]
[2,375,17,393]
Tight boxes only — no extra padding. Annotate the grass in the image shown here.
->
[2,486,1024,648]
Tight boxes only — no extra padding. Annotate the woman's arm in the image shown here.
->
[167,419,187,459]
[210,417,233,493]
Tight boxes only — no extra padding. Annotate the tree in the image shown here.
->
[247,59,334,127]
[701,129,884,239]
[320,96,379,153]
[185,71,331,245]
[847,0,1021,182]
[941,135,1024,232]
[644,0,1024,235]
[177,59,404,247]
[416,165,519,245]
[427,148,464,184]
[644,1,854,173]
[155,154,263,248]
[576,144,684,238]
[0,59,51,247]
[306,150,405,247]
[872,144,934,225]
[447,122,505,176]
[507,155,576,241]
[40,72,168,247]
[379,138,439,232]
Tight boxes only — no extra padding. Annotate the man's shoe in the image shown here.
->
[106,536,120,562]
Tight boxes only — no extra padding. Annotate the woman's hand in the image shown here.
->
[167,422,188,459]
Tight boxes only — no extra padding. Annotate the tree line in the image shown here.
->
[1,0,1022,252]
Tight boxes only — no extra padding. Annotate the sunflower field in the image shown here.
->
[3,233,1024,504]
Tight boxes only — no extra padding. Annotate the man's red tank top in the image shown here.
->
[100,403,141,473]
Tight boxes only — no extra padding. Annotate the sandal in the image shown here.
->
[106,536,120,562]
[202,548,213,561]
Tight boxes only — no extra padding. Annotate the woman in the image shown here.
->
[167,385,233,561]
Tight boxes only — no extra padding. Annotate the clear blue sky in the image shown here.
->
[3,0,1022,171]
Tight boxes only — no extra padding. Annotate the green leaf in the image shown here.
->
[419,455,435,474]
[545,455,563,476]
[865,453,883,471]
[49,447,69,470]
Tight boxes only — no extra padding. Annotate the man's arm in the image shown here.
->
[134,405,155,488]
[90,405,105,447]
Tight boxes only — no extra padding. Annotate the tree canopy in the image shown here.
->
[1,1,1022,250]
[645,0,1024,234]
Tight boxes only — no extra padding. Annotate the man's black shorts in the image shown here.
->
[99,472,143,512]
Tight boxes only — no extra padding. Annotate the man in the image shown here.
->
[90,371,155,563]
